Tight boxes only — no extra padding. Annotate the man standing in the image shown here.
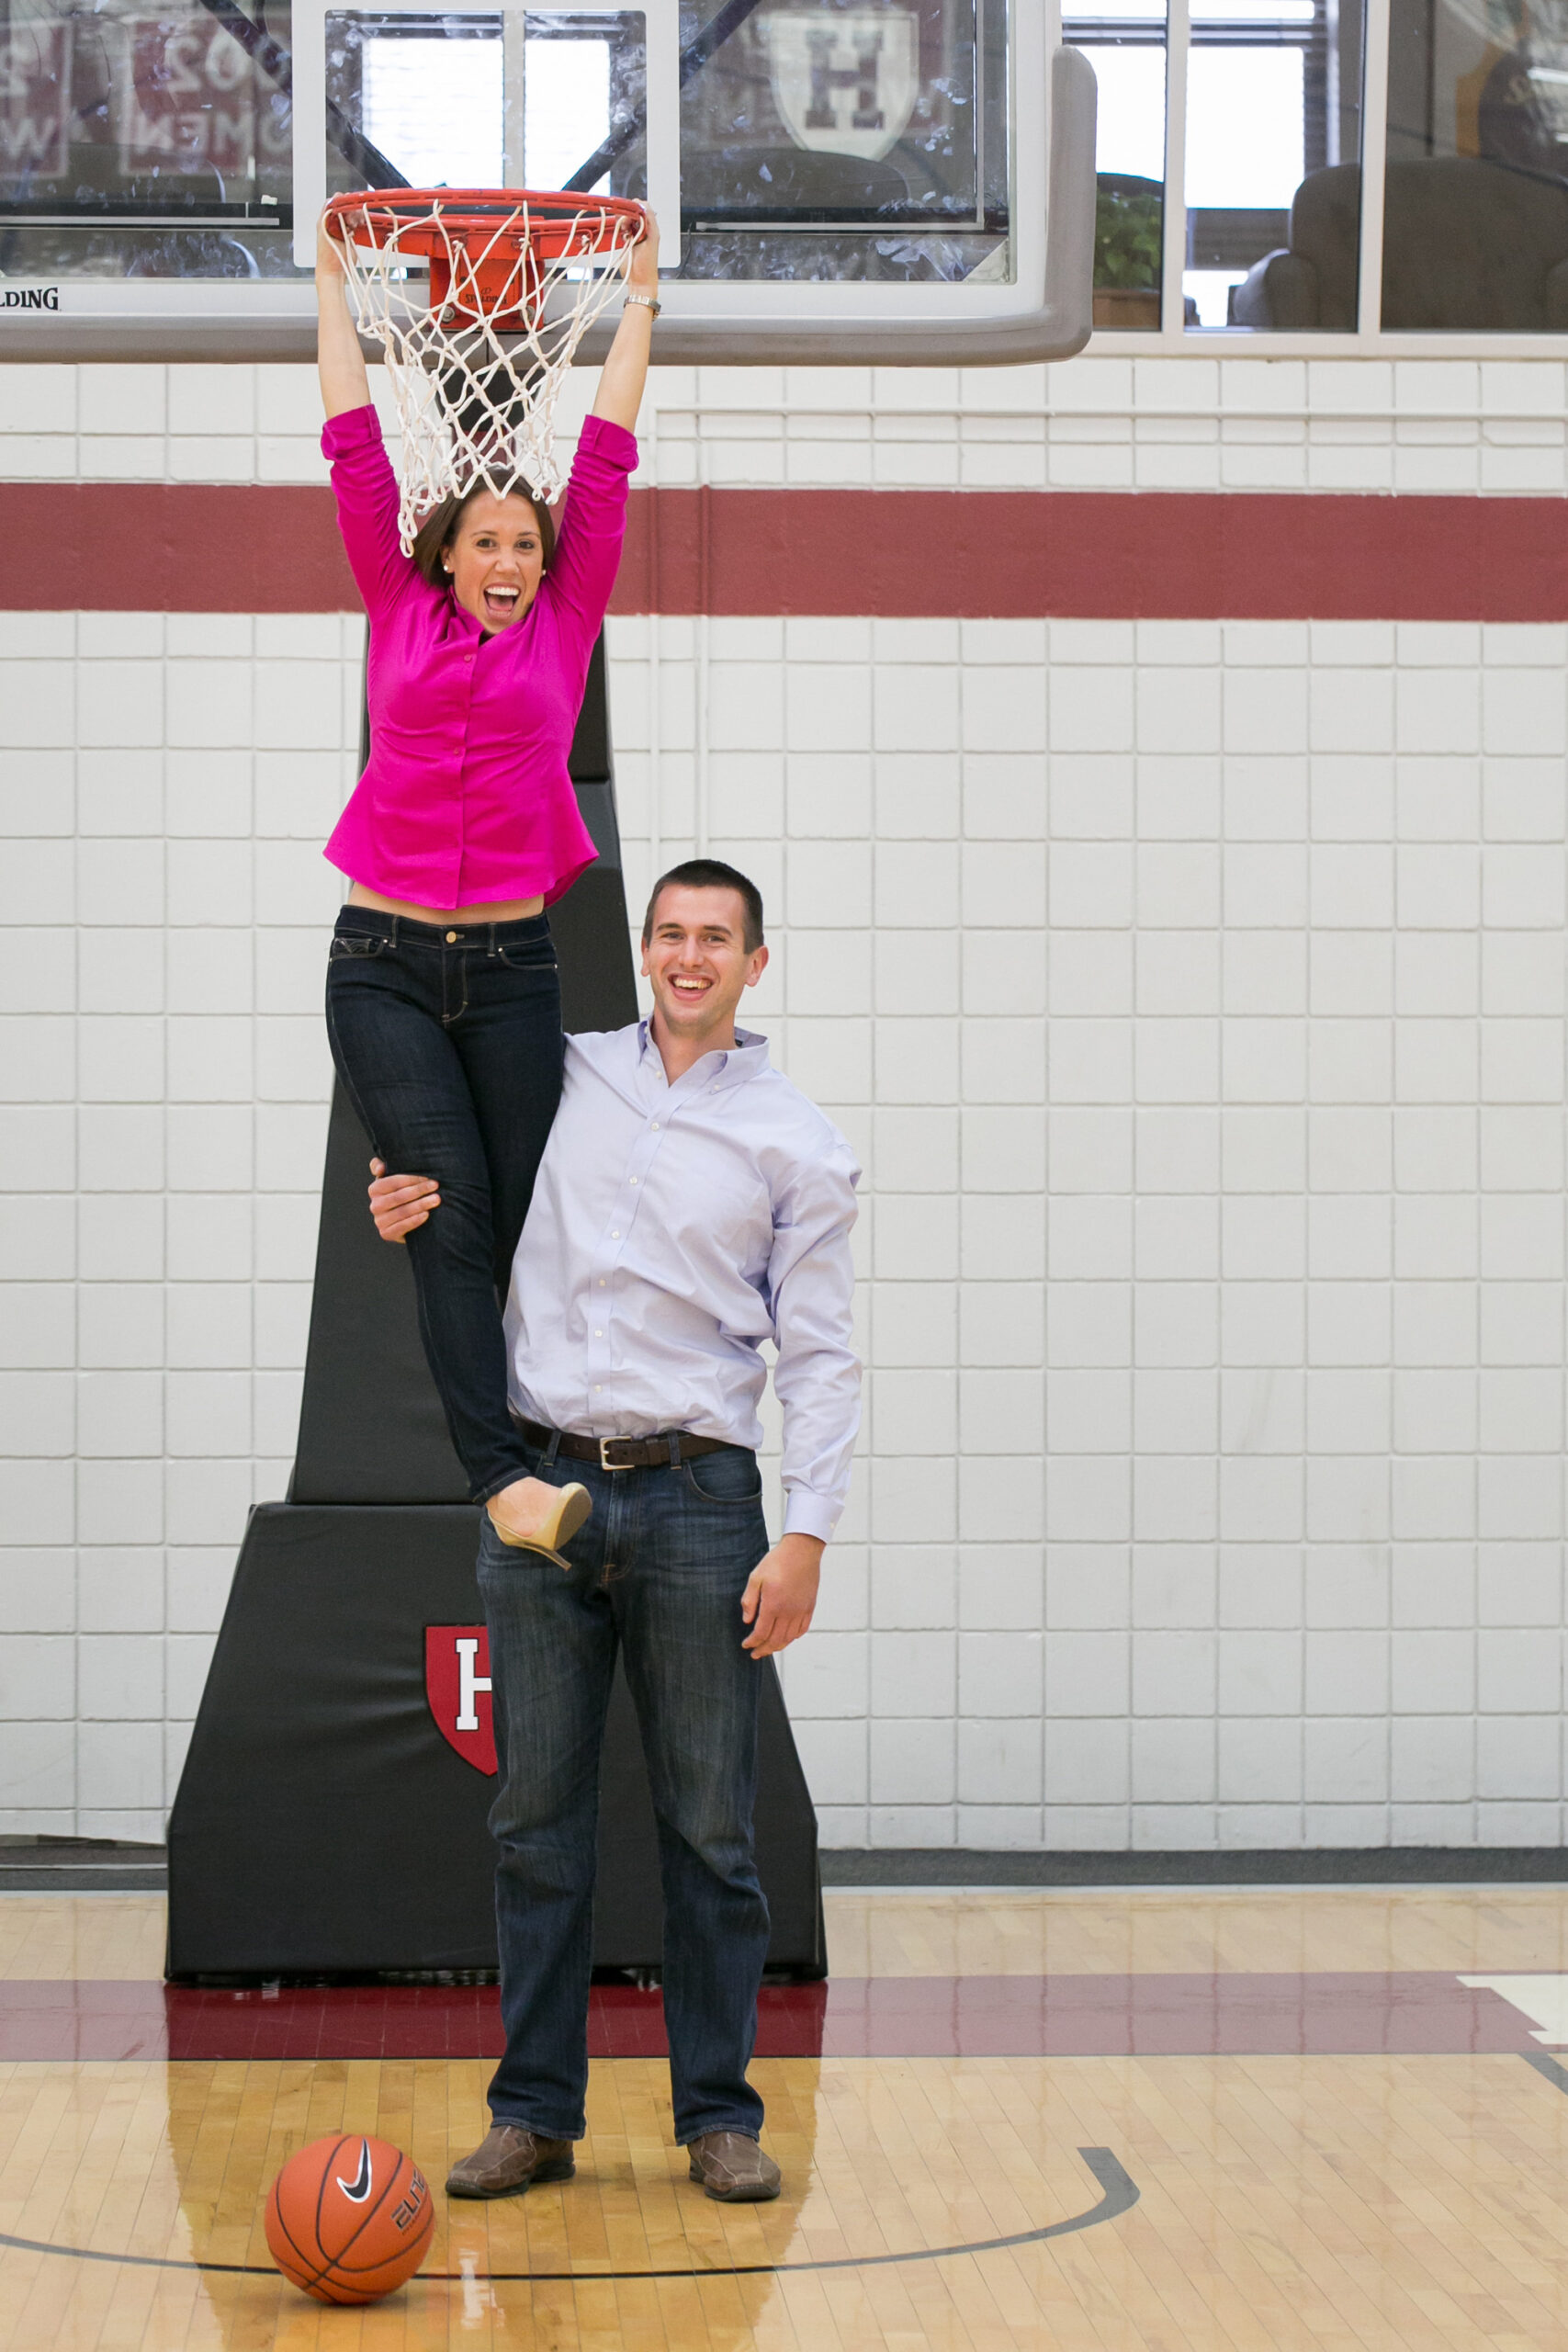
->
[368,858,860,2205]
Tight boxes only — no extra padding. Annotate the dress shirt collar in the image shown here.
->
[634,1018,771,1094]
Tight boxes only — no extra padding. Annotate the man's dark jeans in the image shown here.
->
[323,906,562,1503]
[479,1436,773,2145]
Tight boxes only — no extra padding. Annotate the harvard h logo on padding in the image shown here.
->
[424,1626,498,1775]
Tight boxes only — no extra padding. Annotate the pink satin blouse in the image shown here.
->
[321,403,636,910]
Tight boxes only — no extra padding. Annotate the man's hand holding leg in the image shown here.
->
[740,1534,822,1658]
[367,1157,441,1242]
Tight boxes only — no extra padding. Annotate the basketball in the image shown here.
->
[265,2133,434,2303]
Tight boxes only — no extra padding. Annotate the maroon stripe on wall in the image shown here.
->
[3,481,1566,620]
[619,489,1568,622]
[1,482,359,613]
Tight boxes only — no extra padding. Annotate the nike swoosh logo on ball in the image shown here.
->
[336,2141,374,2203]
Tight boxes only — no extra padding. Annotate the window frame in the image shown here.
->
[1079,0,1568,351]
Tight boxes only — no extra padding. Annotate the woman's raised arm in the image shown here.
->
[591,213,660,434]
[317,212,372,419]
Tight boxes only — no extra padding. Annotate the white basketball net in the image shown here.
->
[332,192,644,553]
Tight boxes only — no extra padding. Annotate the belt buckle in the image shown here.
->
[599,1437,636,1472]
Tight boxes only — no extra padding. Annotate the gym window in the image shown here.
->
[1067,0,1568,344]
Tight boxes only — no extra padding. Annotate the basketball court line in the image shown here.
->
[7,1897,1568,2346]
[0,2145,1138,2280]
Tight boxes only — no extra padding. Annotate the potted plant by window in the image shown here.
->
[1093,180,1162,330]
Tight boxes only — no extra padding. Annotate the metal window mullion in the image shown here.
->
[503,11,527,184]
[1161,0,1190,340]
[1356,0,1391,334]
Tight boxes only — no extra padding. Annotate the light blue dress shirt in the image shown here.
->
[504,1021,862,1543]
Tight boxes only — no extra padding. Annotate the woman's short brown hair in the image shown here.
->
[409,476,557,587]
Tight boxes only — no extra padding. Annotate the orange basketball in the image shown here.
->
[265,2132,434,2303]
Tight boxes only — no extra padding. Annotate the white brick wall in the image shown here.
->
[0,605,361,1839]
[5,352,1566,492]
[0,350,1563,1848]
[605,607,1567,1853]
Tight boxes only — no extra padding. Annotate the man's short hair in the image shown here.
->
[641,859,765,955]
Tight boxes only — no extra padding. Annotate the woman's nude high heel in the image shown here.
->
[485,1478,592,1570]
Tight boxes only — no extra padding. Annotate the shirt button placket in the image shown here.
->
[593,1173,631,1415]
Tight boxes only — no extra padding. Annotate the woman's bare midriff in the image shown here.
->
[346,883,546,925]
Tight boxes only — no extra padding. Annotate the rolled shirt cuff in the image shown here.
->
[783,1487,840,1544]
[321,401,383,458]
[578,413,639,472]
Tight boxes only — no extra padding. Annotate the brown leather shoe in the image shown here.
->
[446,2124,575,2199]
[687,2132,781,2202]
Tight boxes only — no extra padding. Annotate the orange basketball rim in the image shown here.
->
[324,187,648,334]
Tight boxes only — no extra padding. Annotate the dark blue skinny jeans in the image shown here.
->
[323,905,562,1503]
[479,1434,773,2145]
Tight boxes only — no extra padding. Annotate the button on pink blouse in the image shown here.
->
[321,403,637,910]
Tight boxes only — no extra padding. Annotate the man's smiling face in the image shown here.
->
[640,885,768,1055]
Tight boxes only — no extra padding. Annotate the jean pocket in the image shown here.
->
[494,942,559,976]
[682,1448,764,1506]
[328,933,388,962]
[477,1516,547,1575]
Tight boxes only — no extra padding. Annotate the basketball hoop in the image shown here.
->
[324,188,648,553]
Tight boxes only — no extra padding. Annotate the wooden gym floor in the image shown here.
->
[6,1888,1568,2347]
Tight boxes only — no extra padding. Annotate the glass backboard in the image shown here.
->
[0,0,1094,359]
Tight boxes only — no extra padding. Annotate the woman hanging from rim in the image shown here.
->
[314,203,660,1561]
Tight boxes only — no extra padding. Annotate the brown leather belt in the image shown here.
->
[518,1417,732,1473]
